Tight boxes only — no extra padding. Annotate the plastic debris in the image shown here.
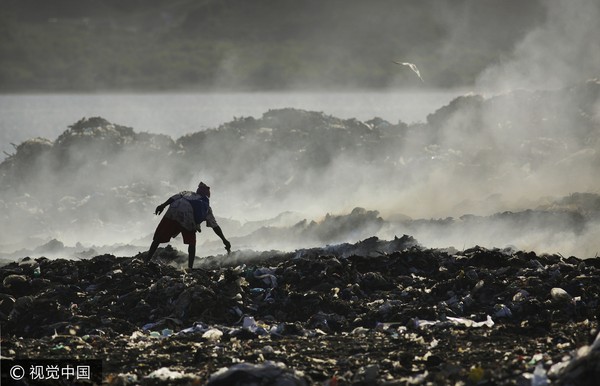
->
[493,304,513,318]
[550,287,573,304]
[146,367,191,381]
[531,363,549,386]
[202,328,224,341]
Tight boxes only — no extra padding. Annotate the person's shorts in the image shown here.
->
[153,217,196,245]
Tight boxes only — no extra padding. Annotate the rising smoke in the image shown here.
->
[1,0,599,260]
[477,0,600,92]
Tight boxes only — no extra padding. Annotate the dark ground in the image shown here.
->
[1,236,599,385]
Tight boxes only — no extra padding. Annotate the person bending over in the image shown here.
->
[146,182,230,269]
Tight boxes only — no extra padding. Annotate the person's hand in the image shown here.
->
[155,205,164,215]
[224,240,231,253]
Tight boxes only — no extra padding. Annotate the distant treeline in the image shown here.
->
[0,0,544,91]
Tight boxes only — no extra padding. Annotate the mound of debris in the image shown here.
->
[1,80,600,257]
[1,236,599,385]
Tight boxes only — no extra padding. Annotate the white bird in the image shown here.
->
[393,60,424,82]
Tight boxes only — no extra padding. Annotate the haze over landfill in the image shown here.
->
[1,0,600,260]
[2,2,600,386]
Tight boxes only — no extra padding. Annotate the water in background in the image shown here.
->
[0,90,464,156]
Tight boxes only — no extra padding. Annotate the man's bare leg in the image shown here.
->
[188,244,196,270]
[146,240,160,263]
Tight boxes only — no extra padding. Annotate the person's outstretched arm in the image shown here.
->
[212,226,231,253]
[155,198,174,215]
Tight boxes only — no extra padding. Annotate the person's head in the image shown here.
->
[197,182,210,197]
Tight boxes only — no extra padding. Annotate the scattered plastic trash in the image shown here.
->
[202,328,223,341]
[142,322,161,331]
[512,289,530,302]
[129,331,145,340]
[414,315,494,329]
[242,316,269,335]
[250,287,266,296]
[448,315,495,328]
[550,287,573,304]
[178,321,209,335]
[493,304,513,318]
[146,367,190,381]
[253,268,278,288]
[531,363,549,386]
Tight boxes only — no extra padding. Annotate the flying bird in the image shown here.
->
[393,60,424,82]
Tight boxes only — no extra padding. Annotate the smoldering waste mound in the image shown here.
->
[1,236,599,385]
[1,79,600,258]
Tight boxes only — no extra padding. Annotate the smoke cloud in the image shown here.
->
[1,1,599,261]
[477,0,600,92]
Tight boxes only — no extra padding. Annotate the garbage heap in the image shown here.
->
[1,236,599,385]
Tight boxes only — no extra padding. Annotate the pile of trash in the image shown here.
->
[1,80,600,258]
[1,236,599,385]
